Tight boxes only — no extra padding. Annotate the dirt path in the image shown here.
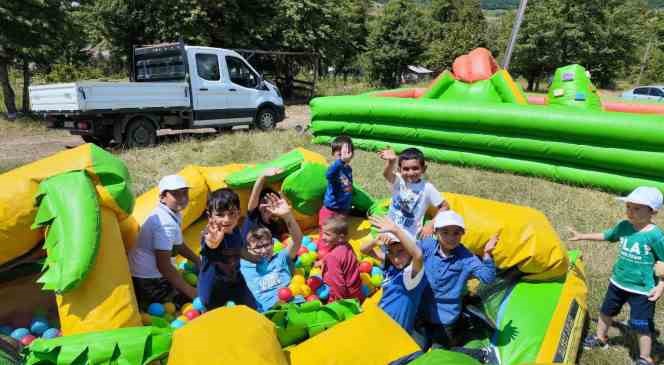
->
[0,105,311,171]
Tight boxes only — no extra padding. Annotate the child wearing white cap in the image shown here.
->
[128,174,201,309]
[569,186,664,365]
[417,210,498,354]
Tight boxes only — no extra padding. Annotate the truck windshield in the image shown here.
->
[134,44,186,82]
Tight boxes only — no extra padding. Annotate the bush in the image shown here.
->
[41,63,125,83]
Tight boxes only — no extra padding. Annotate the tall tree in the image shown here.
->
[422,0,491,71]
[362,0,426,87]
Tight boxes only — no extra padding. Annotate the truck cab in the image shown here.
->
[30,43,285,147]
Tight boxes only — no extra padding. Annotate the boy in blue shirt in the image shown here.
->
[198,188,255,310]
[242,167,287,241]
[318,136,354,246]
[419,211,498,349]
[570,186,664,365]
[240,193,303,312]
[361,215,426,336]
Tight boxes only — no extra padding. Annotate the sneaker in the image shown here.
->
[582,334,609,350]
[634,357,654,365]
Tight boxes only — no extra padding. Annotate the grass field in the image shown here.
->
[110,128,663,364]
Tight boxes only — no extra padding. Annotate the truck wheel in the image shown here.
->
[255,108,276,130]
[81,135,112,148]
[123,118,157,148]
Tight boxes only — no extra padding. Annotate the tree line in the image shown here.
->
[1,0,661,118]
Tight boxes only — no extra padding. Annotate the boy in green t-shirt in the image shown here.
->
[569,186,664,365]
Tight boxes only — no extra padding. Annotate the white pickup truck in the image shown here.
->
[29,43,285,147]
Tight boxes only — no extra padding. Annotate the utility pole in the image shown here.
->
[502,0,528,70]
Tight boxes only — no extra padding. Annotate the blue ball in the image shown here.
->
[10,328,30,341]
[225,301,236,307]
[0,325,12,336]
[293,295,306,304]
[170,319,185,329]
[41,328,60,339]
[361,284,369,297]
[316,284,330,301]
[193,297,206,312]
[147,303,166,317]
[302,236,313,246]
[30,320,49,336]
[304,242,317,252]
[371,267,384,277]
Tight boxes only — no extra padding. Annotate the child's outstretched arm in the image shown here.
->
[378,149,398,185]
[567,227,604,241]
[156,250,197,299]
[370,215,423,275]
[264,193,302,260]
[470,234,500,284]
[360,235,387,262]
[247,167,283,212]
[175,243,201,268]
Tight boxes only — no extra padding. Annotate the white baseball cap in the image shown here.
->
[158,175,189,194]
[617,186,663,211]
[433,211,465,229]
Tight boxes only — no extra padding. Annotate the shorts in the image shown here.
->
[600,282,655,334]
[132,277,188,310]
[415,318,464,350]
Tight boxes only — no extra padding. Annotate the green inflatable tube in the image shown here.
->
[225,149,305,188]
[310,95,664,152]
[311,120,664,179]
[89,144,135,215]
[313,135,664,193]
[24,326,172,365]
[31,171,101,293]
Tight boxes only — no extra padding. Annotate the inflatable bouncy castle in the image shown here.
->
[310,48,664,194]
[0,145,586,364]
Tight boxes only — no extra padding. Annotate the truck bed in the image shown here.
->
[29,81,190,113]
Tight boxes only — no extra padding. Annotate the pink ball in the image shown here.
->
[305,294,319,302]
[20,335,36,346]
[306,276,323,291]
[278,287,293,302]
[185,310,200,320]
[359,261,373,274]
[296,246,309,256]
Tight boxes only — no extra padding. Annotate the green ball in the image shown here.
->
[370,274,383,288]
[274,241,284,254]
[183,272,198,286]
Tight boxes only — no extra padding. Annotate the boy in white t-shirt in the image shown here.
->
[128,175,201,309]
[378,147,448,239]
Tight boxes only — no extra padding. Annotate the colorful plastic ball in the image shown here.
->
[300,284,312,297]
[306,276,323,291]
[181,303,193,313]
[193,297,206,312]
[371,267,384,277]
[41,328,60,339]
[0,325,12,336]
[183,261,196,272]
[30,320,48,336]
[302,236,313,246]
[163,302,177,315]
[278,287,293,302]
[297,245,309,256]
[10,328,29,341]
[304,240,317,252]
[361,284,370,297]
[293,295,306,304]
[185,310,200,320]
[306,294,319,302]
[225,301,236,307]
[140,313,152,325]
[316,285,330,301]
[183,272,198,286]
[309,267,322,277]
[292,275,305,285]
[20,335,36,346]
[170,319,186,329]
[359,261,373,274]
[370,275,383,287]
[147,303,166,317]
[177,315,188,322]
[360,273,372,286]
[299,253,315,267]
[274,241,284,254]
[289,284,303,296]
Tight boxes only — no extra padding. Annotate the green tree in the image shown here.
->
[362,0,426,87]
[422,0,492,71]
[503,0,649,90]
